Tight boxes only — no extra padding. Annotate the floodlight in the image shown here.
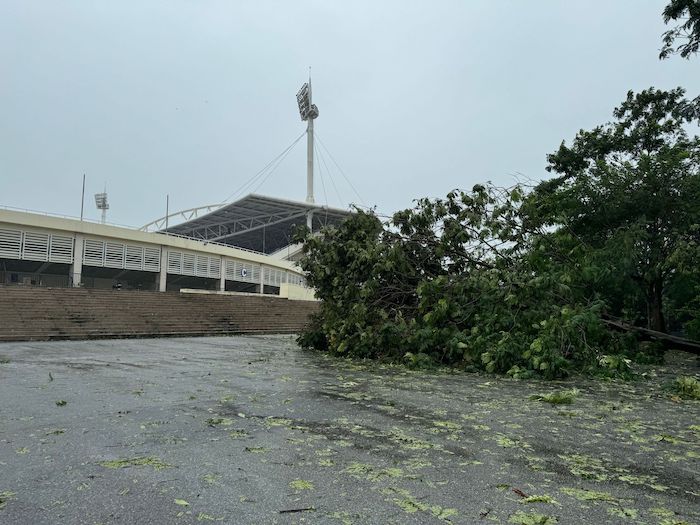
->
[296,82,318,121]
[94,193,109,210]
[95,192,109,224]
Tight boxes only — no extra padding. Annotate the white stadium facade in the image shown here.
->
[0,196,351,298]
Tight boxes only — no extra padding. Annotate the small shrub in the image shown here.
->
[672,376,700,400]
[403,352,436,369]
[595,354,633,378]
[529,389,579,405]
[297,312,328,351]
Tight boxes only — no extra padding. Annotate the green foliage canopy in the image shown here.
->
[532,88,700,333]
[660,0,700,59]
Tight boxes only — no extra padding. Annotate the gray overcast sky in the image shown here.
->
[1,1,698,227]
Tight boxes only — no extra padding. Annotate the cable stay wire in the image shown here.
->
[316,141,344,208]
[250,134,303,195]
[315,132,366,206]
[222,131,306,203]
[314,146,329,208]
[314,147,330,225]
[227,131,305,201]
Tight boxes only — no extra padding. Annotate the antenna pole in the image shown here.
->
[165,194,169,231]
[306,76,315,204]
[80,173,85,221]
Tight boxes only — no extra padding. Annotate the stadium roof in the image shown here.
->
[162,194,354,254]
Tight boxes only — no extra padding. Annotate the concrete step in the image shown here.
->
[0,287,318,342]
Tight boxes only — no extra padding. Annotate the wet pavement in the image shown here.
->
[0,336,698,524]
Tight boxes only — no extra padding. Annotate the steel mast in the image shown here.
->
[296,75,319,227]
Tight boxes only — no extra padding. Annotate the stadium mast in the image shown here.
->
[296,72,319,227]
[94,187,109,224]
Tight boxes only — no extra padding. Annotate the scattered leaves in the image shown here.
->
[0,491,16,510]
[289,479,314,491]
[508,510,558,525]
[99,457,170,470]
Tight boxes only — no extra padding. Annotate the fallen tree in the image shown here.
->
[294,88,699,378]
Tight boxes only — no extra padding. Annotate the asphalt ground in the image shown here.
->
[0,336,698,525]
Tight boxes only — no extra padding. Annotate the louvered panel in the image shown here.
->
[287,273,305,286]
[208,257,221,279]
[143,247,161,272]
[0,229,22,259]
[251,264,261,282]
[225,259,236,281]
[182,253,196,276]
[167,251,182,274]
[104,242,125,268]
[83,239,105,267]
[49,234,74,263]
[263,267,281,286]
[125,245,144,270]
[195,254,208,277]
[23,232,50,261]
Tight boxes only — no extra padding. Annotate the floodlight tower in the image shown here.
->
[296,76,319,228]
[94,192,109,224]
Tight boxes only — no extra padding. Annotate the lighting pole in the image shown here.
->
[296,75,320,228]
[95,192,109,224]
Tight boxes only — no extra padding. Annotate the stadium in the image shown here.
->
[0,80,352,295]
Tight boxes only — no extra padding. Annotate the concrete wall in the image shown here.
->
[280,283,317,301]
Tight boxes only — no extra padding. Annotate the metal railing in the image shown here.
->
[0,203,305,274]
[0,204,269,254]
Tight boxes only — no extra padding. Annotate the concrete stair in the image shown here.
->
[0,287,319,341]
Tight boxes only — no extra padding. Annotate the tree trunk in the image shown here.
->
[647,278,666,333]
[602,317,700,355]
